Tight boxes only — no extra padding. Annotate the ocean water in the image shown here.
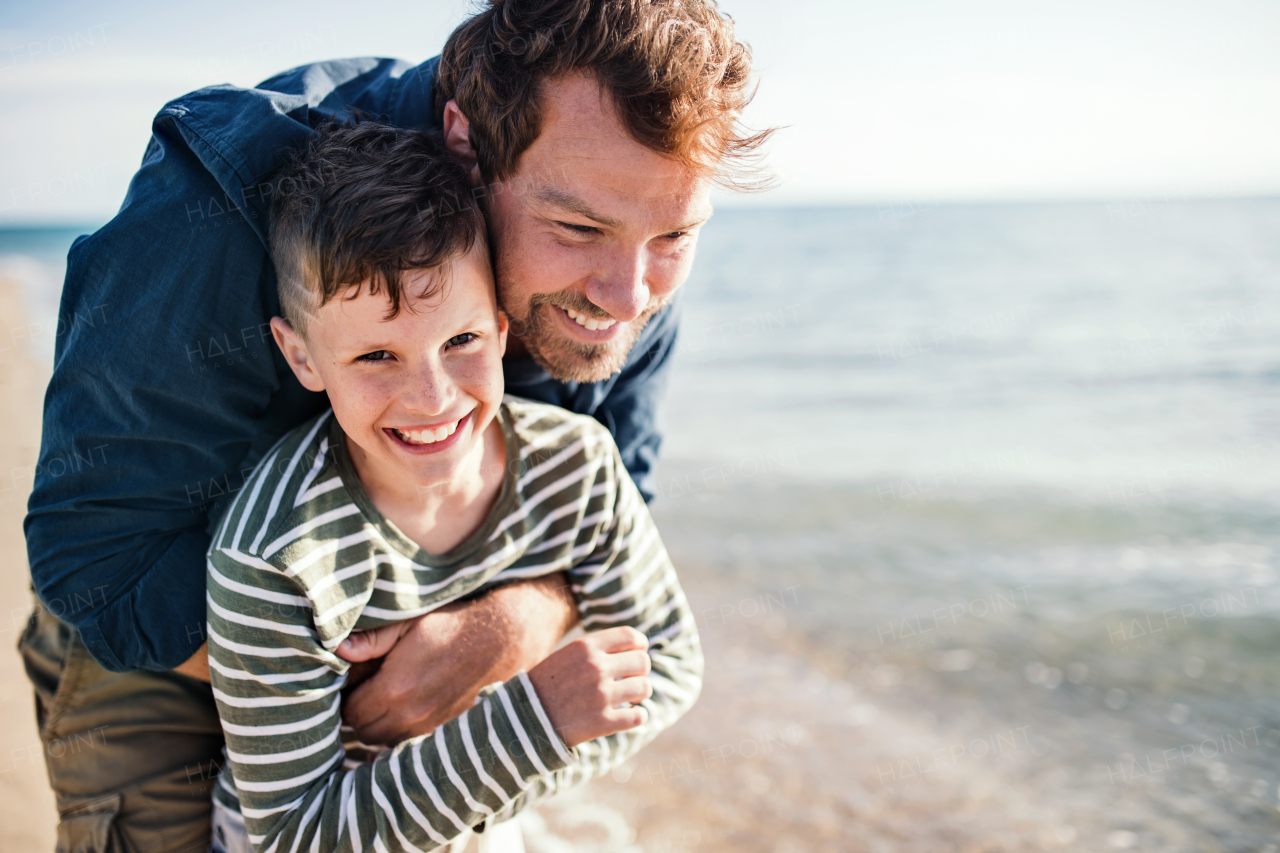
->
[625,199,1280,853]
[2,200,1279,851]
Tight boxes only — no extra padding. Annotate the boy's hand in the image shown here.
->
[527,626,652,748]
[337,573,577,745]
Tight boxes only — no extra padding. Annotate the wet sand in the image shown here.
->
[525,481,1280,852]
[0,276,57,850]
[531,574,1071,853]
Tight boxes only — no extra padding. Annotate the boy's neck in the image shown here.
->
[347,415,509,555]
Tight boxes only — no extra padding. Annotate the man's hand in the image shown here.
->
[527,626,651,748]
[337,573,577,745]
[173,641,210,682]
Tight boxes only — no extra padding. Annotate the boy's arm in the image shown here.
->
[495,441,704,815]
[208,548,578,853]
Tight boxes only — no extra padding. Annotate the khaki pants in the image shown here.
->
[19,605,225,853]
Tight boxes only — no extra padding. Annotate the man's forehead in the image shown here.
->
[524,174,713,229]
[508,73,714,224]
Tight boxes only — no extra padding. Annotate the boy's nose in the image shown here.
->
[403,363,455,414]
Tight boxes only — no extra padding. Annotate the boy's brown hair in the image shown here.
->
[269,120,484,335]
[435,0,773,190]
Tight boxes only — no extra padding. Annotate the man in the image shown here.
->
[22,0,769,849]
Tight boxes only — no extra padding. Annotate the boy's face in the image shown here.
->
[272,243,508,492]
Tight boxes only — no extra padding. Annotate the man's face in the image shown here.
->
[271,243,508,493]
[481,72,714,383]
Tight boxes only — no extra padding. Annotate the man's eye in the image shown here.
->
[357,350,392,362]
[559,222,597,234]
[447,333,478,348]
[664,230,689,240]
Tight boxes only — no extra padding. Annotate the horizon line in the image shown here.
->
[2,192,1279,231]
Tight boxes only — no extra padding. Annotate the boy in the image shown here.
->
[205,121,702,852]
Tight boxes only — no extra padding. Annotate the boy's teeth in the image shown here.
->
[394,420,459,445]
[564,307,617,332]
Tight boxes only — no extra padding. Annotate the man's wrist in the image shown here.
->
[484,573,578,662]
[504,572,578,638]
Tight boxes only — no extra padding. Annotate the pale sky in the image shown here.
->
[1,0,1278,224]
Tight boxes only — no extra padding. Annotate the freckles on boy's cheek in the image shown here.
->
[342,382,387,414]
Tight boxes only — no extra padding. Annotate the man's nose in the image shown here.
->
[584,248,649,323]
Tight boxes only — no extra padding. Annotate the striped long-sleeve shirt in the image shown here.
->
[206,396,702,852]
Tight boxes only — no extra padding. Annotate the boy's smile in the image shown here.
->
[271,242,508,503]
[387,412,468,450]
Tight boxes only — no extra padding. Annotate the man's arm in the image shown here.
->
[174,572,576,697]
[481,437,703,819]
[23,140,311,671]
[338,572,578,743]
[24,57,437,672]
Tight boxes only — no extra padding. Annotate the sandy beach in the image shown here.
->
[0,275,58,850]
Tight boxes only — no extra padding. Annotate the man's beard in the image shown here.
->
[501,288,666,384]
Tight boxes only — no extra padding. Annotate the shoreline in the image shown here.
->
[0,274,58,851]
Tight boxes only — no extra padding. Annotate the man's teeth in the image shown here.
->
[564,307,617,331]
[394,421,459,445]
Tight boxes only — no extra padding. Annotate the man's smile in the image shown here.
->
[550,304,624,341]
[562,306,618,332]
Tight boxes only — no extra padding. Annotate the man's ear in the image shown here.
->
[496,309,510,357]
[442,100,482,186]
[270,316,326,392]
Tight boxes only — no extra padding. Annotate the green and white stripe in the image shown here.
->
[207,396,701,852]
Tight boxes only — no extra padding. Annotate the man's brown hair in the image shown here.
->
[435,0,772,189]
[269,120,484,335]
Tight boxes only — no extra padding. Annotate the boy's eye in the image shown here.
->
[447,333,478,348]
[357,350,392,362]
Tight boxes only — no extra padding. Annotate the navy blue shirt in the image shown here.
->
[24,57,679,673]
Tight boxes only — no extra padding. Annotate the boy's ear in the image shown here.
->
[496,309,509,357]
[270,316,326,392]
[442,100,482,187]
